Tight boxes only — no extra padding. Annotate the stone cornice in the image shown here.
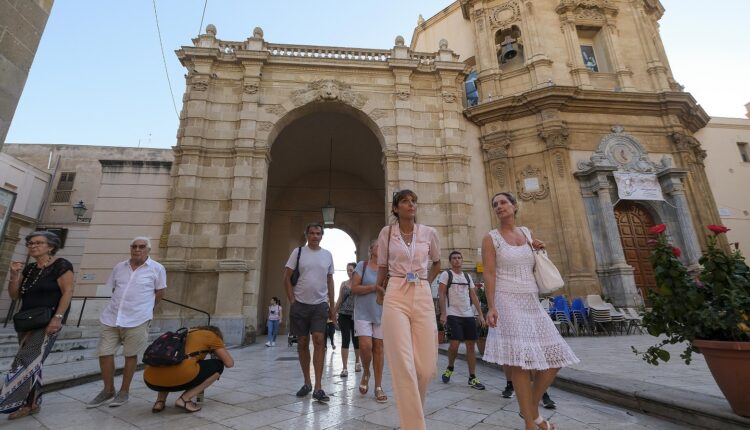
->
[464,86,710,132]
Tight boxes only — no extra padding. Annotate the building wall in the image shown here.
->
[410,2,476,62]
[0,0,54,147]
[695,116,750,256]
[0,152,50,318]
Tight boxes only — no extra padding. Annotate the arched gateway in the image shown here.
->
[160,27,480,344]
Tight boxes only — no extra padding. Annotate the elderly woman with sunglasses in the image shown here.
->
[1,231,74,420]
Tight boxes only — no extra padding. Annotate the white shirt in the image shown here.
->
[285,246,334,305]
[438,269,476,318]
[100,257,167,328]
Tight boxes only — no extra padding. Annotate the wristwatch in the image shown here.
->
[54,314,64,319]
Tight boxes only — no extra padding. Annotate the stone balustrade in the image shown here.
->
[266,43,391,62]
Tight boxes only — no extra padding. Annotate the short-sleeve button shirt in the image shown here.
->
[100,257,167,328]
[377,224,440,279]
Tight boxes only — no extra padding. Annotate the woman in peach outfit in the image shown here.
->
[375,189,441,430]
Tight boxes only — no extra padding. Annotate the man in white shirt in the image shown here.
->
[438,251,487,390]
[283,223,335,403]
[87,237,167,408]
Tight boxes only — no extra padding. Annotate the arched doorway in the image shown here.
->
[614,201,657,301]
[259,107,385,330]
[322,228,357,302]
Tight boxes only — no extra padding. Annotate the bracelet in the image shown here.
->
[54,314,64,319]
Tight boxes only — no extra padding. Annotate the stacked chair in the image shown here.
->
[605,303,627,333]
[621,308,645,334]
[571,298,592,335]
[586,294,613,335]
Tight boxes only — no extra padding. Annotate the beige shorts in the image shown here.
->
[97,321,150,357]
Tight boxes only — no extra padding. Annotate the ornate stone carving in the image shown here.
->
[442,92,457,103]
[482,131,512,160]
[191,78,209,91]
[243,84,259,94]
[395,35,405,46]
[395,90,410,100]
[489,2,521,29]
[577,126,661,173]
[264,104,287,116]
[516,165,550,202]
[291,79,367,109]
[555,0,618,18]
[381,126,396,136]
[474,9,485,31]
[439,39,449,50]
[257,121,273,132]
[492,162,507,187]
[252,27,264,39]
[538,123,570,149]
[671,132,707,163]
[369,108,389,121]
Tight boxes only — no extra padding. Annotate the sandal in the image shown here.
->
[355,362,362,372]
[534,416,556,430]
[151,400,166,413]
[175,395,201,413]
[8,405,40,420]
[358,374,370,395]
[340,369,348,377]
[374,386,388,403]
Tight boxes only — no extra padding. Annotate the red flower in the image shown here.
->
[707,224,730,234]
[649,224,667,234]
[672,247,682,257]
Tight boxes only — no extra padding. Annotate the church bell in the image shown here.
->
[500,41,518,62]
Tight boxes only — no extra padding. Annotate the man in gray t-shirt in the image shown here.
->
[283,223,335,402]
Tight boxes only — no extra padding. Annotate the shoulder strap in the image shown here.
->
[519,227,534,250]
[463,272,471,286]
[385,225,392,273]
[446,270,453,288]
[359,260,368,278]
[295,246,302,270]
[186,349,211,359]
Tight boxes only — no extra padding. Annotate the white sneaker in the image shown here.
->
[265,341,271,347]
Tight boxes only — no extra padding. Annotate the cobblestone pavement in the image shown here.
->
[2,336,689,430]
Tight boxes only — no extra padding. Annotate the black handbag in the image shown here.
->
[13,307,52,332]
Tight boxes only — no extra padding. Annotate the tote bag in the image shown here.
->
[520,227,564,295]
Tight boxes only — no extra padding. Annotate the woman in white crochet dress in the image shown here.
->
[482,192,579,430]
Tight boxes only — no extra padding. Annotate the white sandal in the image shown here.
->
[340,369,348,377]
[534,416,556,430]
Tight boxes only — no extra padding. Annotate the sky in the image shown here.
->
[5,0,750,150]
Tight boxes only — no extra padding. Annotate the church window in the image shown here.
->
[577,27,610,72]
[738,142,749,162]
[464,70,479,107]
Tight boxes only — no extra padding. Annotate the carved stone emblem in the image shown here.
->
[474,9,485,31]
[516,165,550,202]
[492,162,507,187]
[577,126,662,173]
[671,132,707,163]
[257,121,273,132]
[538,123,569,149]
[442,92,457,103]
[264,104,287,116]
[395,90,410,100]
[369,109,389,121]
[191,79,208,91]
[291,79,367,109]
[482,131,512,160]
[489,2,521,28]
[243,84,259,94]
[381,126,396,136]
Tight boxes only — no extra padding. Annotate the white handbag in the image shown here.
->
[521,227,564,295]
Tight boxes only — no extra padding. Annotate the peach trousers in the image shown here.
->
[382,277,437,430]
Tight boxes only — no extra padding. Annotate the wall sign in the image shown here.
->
[614,172,664,201]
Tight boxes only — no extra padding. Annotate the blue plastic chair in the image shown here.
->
[553,296,577,336]
[571,297,591,335]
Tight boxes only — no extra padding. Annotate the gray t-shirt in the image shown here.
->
[285,246,334,305]
[353,261,382,324]
[438,269,476,317]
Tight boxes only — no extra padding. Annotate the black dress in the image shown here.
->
[19,258,74,320]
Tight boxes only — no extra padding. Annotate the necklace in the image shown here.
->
[19,259,51,296]
[399,228,414,246]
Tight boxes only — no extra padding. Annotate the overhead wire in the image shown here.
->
[151,0,180,120]
[198,0,208,37]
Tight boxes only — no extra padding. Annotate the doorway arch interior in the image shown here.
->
[259,108,385,328]
[321,228,357,302]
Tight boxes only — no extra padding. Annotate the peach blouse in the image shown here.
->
[377,224,440,279]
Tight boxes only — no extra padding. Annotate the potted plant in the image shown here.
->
[475,282,489,355]
[634,223,750,417]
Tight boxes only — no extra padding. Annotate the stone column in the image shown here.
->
[558,14,592,89]
[600,19,634,91]
[658,169,701,269]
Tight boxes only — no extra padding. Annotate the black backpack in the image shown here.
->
[445,270,472,307]
[142,328,208,366]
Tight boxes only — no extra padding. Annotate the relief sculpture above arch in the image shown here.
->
[291,79,367,109]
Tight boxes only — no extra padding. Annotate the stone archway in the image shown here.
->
[258,104,386,329]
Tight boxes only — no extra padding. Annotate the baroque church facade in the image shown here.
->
[158,0,717,343]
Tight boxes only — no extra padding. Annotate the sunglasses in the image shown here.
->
[26,241,48,247]
[130,244,147,249]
